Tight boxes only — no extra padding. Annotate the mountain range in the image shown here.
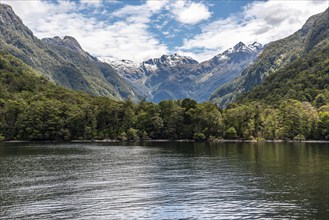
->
[0,3,328,109]
[0,3,265,104]
[101,41,263,102]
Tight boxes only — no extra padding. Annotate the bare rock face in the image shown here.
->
[42,36,84,54]
[101,42,263,103]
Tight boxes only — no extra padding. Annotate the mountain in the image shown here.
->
[239,8,329,106]
[0,4,138,101]
[0,3,265,103]
[192,41,263,101]
[210,8,329,108]
[101,42,263,102]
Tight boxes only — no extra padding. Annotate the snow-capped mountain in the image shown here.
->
[100,42,264,102]
[142,54,198,69]
[100,57,144,80]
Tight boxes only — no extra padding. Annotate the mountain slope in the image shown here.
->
[210,8,329,108]
[102,42,263,102]
[241,31,329,106]
[0,4,138,101]
[191,42,263,101]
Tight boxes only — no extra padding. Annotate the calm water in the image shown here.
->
[0,142,328,219]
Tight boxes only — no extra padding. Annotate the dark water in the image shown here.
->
[0,142,328,219]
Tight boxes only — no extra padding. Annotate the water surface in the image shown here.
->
[0,142,328,219]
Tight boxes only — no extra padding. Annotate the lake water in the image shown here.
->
[0,142,328,219]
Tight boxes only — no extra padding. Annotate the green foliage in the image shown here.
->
[294,134,306,142]
[225,127,238,140]
[0,54,228,141]
[241,39,329,106]
[211,8,329,108]
[210,10,329,141]
[127,128,138,141]
[188,102,224,138]
[193,132,206,141]
[0,134,4,142]
[317,112,329,140]
[0,5,139,101]
[0,51,328,142]
[314,94,327,108]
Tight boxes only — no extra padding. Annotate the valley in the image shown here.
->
[0,3,328,142]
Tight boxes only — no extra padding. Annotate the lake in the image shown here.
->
[0,142,328,219]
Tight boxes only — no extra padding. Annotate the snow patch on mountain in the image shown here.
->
[100,42,264,102]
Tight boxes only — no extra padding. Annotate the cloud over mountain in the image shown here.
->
[4,0,328,62]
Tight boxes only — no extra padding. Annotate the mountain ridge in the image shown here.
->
[101,41,264,102]
[210,7,329,108]
[0,3,139,101]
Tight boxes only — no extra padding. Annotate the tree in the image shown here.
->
[188,102,224,138]
[314,94,327,108]
[159,100,184,139]
[181,98,197,111]
[277,100,317,140]
[262,108,280,140]
[16,100,65,141]
[317,112,329,140]
[193,132,206,141]
[3,99,27,139]
[225,127,238,139]
[127,128,138,141]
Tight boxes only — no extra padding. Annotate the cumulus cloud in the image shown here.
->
[3,0,169,62]
[178,0,329,61]
[2,0,328,62]
[171,1,212,25]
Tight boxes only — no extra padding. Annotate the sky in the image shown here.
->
[2,0,329,62]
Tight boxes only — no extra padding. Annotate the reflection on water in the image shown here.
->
[0,142,328,219]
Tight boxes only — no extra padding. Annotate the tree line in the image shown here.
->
[0,53,329,142]
[1,96,329,141]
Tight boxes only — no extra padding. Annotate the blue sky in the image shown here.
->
[4,0,329,62]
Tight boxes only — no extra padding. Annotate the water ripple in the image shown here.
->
[0,142,328,219]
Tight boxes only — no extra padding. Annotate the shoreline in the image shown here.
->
[2,139,329,144]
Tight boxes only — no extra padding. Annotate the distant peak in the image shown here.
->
[63,36,82,49]
[248,42,263,51]
[0,3,13,12]
[233,42,247,50]
[219,41,264,58]
[42,36,84,52]
[251,42,260,46]
[63,36,76,41]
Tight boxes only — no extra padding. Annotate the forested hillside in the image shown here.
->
[211,7,329,108]
[240,38,329,105]
[1,51,328,142]
[0,4,138,101]
[0,52,224,141]
[1,4,328,142]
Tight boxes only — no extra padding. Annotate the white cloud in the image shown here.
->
[178,0,329,61]
[2,0,328,63]
[3,0,169,62]
[79,0,103,7]
[112,0,168,23]
[171,1,212,25]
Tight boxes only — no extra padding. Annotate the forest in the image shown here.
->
[0,52,329,142]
